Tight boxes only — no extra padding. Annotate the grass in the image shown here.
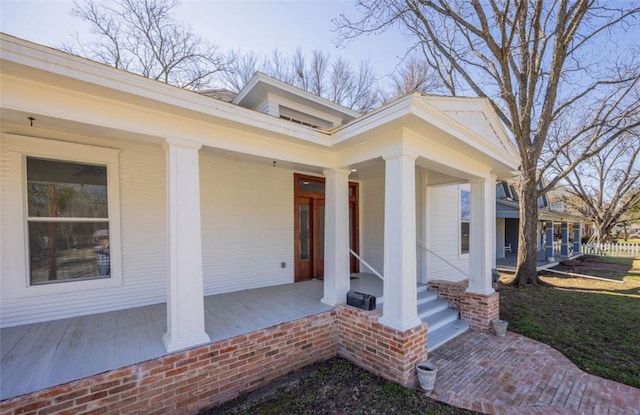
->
[499,256,640,388]
[550,255,640,282]
[201,358,479,415]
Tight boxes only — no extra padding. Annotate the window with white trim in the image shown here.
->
[27,157,111,284]
[5,135,122,294]
[460,190,471,254]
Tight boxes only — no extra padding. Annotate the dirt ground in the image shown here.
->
[200,358,479,415]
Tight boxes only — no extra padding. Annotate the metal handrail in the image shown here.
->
[349,249,384,280]
[416,240,473,280]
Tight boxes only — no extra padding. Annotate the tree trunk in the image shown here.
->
[596,224,610,244]
[514,174,539,286]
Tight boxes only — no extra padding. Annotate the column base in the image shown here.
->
[336,305,427,387]
[460,292,499,332]
[162,331,210,353]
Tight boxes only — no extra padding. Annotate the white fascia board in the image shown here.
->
[330,95,416,144]
[0,34,331,147]
[1,74,336,168]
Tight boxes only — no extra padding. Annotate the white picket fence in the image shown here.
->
[581,243,640,257]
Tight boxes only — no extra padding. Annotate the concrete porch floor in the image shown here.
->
[0,274,382,401]
[424,331,640,414]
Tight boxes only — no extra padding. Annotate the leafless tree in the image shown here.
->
[385,56,444,101]
[222,48,382,113]
[64,0,226,89]
[336,0,640,285]
[552,129,640,244]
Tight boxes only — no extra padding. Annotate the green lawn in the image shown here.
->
[500,259,640,388]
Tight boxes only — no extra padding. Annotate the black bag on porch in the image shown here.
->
[346,290,376,310]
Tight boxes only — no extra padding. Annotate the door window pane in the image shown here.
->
[299,204,310,260]
[298,178,325,194]
[318,205,325,260]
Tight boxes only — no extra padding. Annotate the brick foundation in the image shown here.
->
[427,279,469,310]
[0,304,432,414]
[336,305,428,387]
[459,291,499,332]
[0,311,337,415]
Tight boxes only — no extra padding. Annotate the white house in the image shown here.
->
[0,34,519,413]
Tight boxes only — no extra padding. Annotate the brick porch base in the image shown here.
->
[1,305,429,415]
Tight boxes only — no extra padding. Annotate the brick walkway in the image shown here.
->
[424,331,640,415]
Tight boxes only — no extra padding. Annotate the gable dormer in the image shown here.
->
[232,72,360,129]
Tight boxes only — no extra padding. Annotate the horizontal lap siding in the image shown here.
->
[0,137,167,327]
[427,184,469,282]
[359,174,384,277]
[200,154,293,294]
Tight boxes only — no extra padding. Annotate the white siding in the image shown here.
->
[200,154,293,294]
[426,184,469,282]
[359,174,385,276]
[0,136,168,327]
[0,137,297,327]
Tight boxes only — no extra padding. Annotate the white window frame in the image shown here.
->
[4,134,122,297]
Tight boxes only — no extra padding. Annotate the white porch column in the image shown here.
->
[379,152,422,331]
[162,137,210,352]
[467,177,496,295]
[322,168,351,306]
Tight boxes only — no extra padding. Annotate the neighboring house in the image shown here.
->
[496,180,584,262]
[0,34,519,413]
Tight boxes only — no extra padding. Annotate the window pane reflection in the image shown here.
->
[27,157,108,218]
[28,222,110,285]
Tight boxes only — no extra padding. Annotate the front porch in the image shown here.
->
[496,250,582,272]
[1,275,386,401]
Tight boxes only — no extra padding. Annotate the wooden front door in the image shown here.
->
[294,174,359,282]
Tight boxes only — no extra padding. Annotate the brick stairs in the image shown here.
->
[378,285,469,351]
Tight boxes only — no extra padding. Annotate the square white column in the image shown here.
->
[162,137,210,352]
[322,168,351,306]
[379,152,422,331]
[467,177,496,295]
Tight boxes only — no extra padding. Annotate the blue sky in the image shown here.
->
[0,0,415,81]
